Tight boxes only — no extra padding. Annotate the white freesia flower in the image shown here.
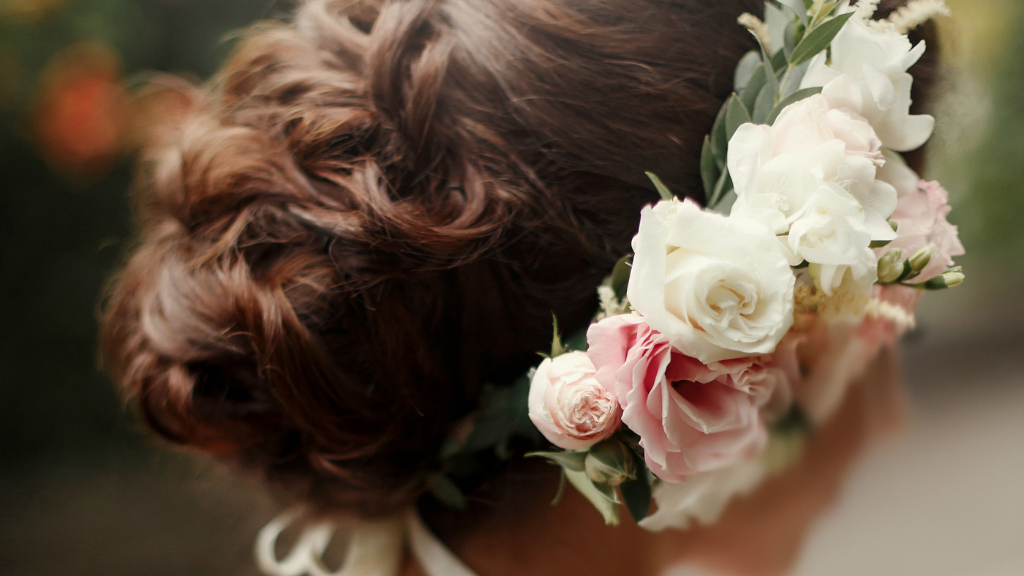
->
[800,5,935,151]
[728,95,895,296]
[638,459,767,531]
[627,198,795,364]
[875,148,921,197]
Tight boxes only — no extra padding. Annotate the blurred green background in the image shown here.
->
[0,1,1022,575]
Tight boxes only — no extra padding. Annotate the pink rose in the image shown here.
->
[528,351,621,450]
[882,180,965,281]
[587,315,784,482]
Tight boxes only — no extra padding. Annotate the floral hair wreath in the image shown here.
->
[432,0,964,531]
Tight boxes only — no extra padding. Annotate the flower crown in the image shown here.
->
[432,0,963,530]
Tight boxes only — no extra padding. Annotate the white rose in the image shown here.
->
[627,198,795,364]
[638,459,767,532]
[527,352,621,450]
[800,12,935,151]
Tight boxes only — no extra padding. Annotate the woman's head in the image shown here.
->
[100,0,935,520]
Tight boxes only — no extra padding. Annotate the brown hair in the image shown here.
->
[101,0,936,519]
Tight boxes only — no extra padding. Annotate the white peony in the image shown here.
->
[638,458,767,531]
[728,95,896,296]
[799,8,935,151]
[627,198,795,364]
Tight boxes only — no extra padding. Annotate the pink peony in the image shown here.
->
[883,180,965,281]
[587,315,785,482]
[528,351,622,450]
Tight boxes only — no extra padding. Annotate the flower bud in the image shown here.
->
[924,270,965,290]
[877,248,904,284]
[584,440,636,487]
[908,245,937,274]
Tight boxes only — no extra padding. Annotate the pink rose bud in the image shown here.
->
[528,351,622,450]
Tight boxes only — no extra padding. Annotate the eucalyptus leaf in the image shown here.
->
[739,64,767,112]
[771,47,789,72]
[733,50,762,92]
[526,450,588,472]
[750,31,779,102]
[752,81,775,124]
[429,474,467,510]
[646,171,674,201]
[566,469,620,526]
[609,254,633,299]
[776,0,809,25]
[710,103,729,167]
[780,60,810,97]
[725,95,752,140]
[788,11,854,66]
[700,136,720,200]
[783,20,798,59]
[708,167,733,210]
[766,86,822,124]
[620,475,652,523]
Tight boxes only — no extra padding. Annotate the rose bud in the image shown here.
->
[585,440,637,487]
[528,351,622,450]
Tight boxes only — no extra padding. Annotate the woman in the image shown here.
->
[100,0,938,574]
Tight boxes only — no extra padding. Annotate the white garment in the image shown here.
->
[256,508,479,576]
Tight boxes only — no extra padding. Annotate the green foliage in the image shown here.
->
[565,469,620,526]
[788,12,854,66]
[646,171,674,201]
[527,450,587,472]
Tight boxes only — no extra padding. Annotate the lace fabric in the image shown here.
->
[256,508,479,576]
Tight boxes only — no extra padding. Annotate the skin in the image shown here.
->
[400,349,905,576]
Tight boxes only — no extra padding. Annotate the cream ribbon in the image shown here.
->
[256,508,478,576]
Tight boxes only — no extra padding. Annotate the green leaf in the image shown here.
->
[585,440,637,485]
[734,50,763,92]
[789,12,855,66]
[783,20,798,60]
[752,81,776,124]
[620,476,652,523]
[776,0,809,25]
[526,450,587,472]
[739,64,767,113]
[749,31,779,101]
[550,315,566,357]
[609,254,633,299]
[707,167,733,210]
[710,104,729,167]
[646,171,674,201]
[566,469,620,526]
[551,470,567,505]
[725,95,752,141]
[771,48,789,72]
[447,375,537,460]
[429,474,468,510]
[700,135,720,199]
[766,86,823,125]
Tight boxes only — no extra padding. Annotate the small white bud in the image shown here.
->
[877,248,904,284]
[908,245,937,273]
